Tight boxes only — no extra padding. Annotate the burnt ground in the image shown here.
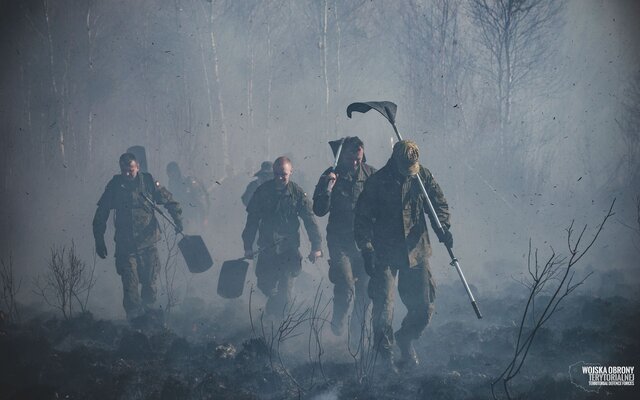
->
[2,278,639,400]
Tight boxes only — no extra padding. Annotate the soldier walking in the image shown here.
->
[93,153,183,320]
[312,136,376,337]
[242,156,323,316]
[354,140,453,371]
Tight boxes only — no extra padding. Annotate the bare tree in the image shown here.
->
[0,253,22,323]
[159,221,183,314]
[249,281,331,394]
[614,72,640,189]
[401,0,471,139]
[617,195,640,252]
[347,302,379,384]
[305,281,331,387]
[491,199,615,399]
[33,241,96,319]
[468,0,563,147]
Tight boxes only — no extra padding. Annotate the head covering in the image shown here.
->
[328,136,366,162]
[254,161,274,177]
[392,140,420,176]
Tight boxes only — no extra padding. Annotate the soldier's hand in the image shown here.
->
[438,226,453,249]
[325,172,337,192]
[244,249,254,260]
[174,220,184,234]
[95,238,108,259]
[308,250,322,263]
[362,250,375,276]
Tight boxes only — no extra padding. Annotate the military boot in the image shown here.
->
[395,330,419,370]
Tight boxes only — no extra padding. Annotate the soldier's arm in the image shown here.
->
[312,168,333,217]
[241,190,261,252]
[354,179,376,252]
[297,191,323,252]
[92,206,110,241]
[422,168,450,230]
[151,175,183,228]
[92,180,115,241]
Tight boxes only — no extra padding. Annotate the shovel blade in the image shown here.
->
[217,259,250,299]
[178,235,213,273]
[346,101,397,124]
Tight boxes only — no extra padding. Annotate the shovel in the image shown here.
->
[348,101,482,319]
[140,193,213,273]
[217,257,250,299]
[217,239,285,299]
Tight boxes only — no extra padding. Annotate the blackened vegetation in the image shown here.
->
[32,241,97,320]
[1,281,638,398]
[0,296,635,400]
[0,202,637,399]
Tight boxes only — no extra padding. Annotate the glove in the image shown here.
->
[244,249,254,260]
[437,226,453,249]
[174,220,183,234]
[95,237,108,259]
[362,250,375,276]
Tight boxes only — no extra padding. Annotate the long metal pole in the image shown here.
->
[389,122,482,319]
[140,193,184,237]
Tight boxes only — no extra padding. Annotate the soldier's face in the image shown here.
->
[120,160,139,180]
[341,145,364,168]
[273,162,292,189]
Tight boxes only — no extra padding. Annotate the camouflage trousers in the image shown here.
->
[255,248,302,316]
[368,261,436,355]
[115,246,160,319]
[327,239,370,336]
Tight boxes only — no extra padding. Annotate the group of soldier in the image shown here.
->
[92,136,453,373]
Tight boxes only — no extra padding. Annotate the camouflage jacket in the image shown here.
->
[93,172,182,256]
[312,163,376,242]
[242,180,322,254]
[354,159,450,268]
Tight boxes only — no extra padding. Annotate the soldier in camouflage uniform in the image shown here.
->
[166,161,210,229]
[93,153,183,320]
[312,136,376,336]
[354,140,453,371]
[242,156,323,316]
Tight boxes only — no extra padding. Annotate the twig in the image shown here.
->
[491,199,615,399]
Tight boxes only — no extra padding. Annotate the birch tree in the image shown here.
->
[468,0,563,150]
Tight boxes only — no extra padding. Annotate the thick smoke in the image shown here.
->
[0,0,638,398]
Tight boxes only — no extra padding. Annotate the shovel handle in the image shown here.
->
[139,193,185,237]
[242,237,287,261]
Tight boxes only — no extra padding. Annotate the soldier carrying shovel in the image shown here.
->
[354,140,453,372]
[242,156,323,317]
[93,152,183,322]
[312,136,376,338]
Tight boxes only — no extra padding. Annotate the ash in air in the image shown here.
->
[0,1,638,399]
